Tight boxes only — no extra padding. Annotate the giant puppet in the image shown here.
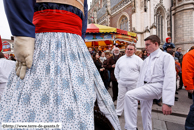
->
[0,0,121,129]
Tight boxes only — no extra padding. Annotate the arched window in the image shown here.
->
[156,9,164,42]
[119,16,128,31]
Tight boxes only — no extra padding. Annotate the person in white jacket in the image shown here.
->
[124,35,176,130]
[0,52,15,100]
[114,44,143,116]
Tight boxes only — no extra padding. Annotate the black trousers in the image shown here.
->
[112,81,118,102]
[185,93,194,130]
[178,72,183,89]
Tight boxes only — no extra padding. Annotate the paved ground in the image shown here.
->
[108,85,192,130]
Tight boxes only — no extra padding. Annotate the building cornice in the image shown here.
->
[172,1,194,10]
[175,41,194,45]
[132,27,150,34]
[111,0,131,16]
[172,2,194,15]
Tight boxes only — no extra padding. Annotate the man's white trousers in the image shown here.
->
[116,83,136,116]
[124,84,162,130]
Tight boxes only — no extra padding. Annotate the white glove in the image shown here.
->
[14,36,35,79]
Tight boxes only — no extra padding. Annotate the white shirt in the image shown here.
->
[144,48,160,82]
[114,54,143,85]
[137,49,176,105]
[0,58,15,83]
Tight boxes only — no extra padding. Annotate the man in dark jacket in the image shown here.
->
[107,47,122,103]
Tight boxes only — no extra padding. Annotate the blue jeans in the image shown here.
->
[185,92,194,130]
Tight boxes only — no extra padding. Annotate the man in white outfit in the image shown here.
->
[114,44,143,117]
[0,52,15,100]
[124,35,176,130]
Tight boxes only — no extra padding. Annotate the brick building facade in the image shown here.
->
[88,0,133,30]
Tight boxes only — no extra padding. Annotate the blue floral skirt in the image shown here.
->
[0,33,121,130]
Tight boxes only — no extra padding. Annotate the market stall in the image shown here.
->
[85,24,137,50]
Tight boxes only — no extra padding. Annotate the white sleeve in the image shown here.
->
[138,58,143,72]
[162,55,176,106]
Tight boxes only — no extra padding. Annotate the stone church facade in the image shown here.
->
[88,0,194,53]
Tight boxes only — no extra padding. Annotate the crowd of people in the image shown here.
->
[90,36,194,130]
[90,37,190,103]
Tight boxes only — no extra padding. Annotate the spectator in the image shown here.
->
[166,44,174,53]
[99,52,107,64]
[142,49,148,60]
[182,47,194,130]
[174,47,184,90]
[135,50,143,59]
[103,52,111,89]
[167,50,179,101]
[175,47,183,65]
[163,37,175,52]
[93,53,107,84]
[107,47,122,104]
[0,52,15,100]
[186,46,194,99]
[88,47,94,55]
[114,44,143,117]
[105,52,111,60]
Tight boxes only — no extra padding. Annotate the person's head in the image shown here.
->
[113,47,120,56]
[176,47,182,53]
[92,53,100,61]
[142,49,147,56]
[144,35,160,54]
[167,50,175,57]
[101,52,105,57]
[10,56,16,61]
[89,48,93,52]
[121,51,125,56]
[135,50,143,58]
[105,52,110,59]
[0,52,4,58]
[166,37,171,43]
[189,46,194,51]
[166,45,173,53]
[125,44,136,57]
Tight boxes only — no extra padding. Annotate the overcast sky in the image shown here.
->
[0,0,93,39]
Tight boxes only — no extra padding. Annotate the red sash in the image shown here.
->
[33,9,82,36]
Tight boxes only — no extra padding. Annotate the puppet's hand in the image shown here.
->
[14,37,35,79]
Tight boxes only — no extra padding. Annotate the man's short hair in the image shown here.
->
[0,52,5,58]
[189,46,194,51]
[144,35,161,46]
[127,44,136,49]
